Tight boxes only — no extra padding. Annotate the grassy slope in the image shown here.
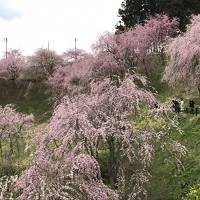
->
[0,79,53,123]
[149,113,200,200]
[145,65,200,199]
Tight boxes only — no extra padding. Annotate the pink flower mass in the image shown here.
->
[163,15,200,93]
[17,74,185,199]
[0,14,189,200]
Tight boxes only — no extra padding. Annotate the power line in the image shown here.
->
[48,41,50,51]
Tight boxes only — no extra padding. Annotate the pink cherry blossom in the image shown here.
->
[163,15,200,92]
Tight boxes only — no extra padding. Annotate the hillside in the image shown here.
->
[0,79,52,123]
[1,71,200,199]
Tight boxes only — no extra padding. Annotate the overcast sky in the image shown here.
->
[0,0,122,57]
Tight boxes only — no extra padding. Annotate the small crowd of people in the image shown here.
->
[172,98,198,115]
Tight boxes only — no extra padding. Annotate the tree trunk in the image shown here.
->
[108,138,118,188]
[8,134,14,161]
[0,140,3,159]
[198,84,200,95]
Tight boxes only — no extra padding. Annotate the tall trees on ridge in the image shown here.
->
[157,0,200,31]
[116,0,200,31]
[117,0,157,31]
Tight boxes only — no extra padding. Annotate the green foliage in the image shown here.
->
[183,184,200,200]
[0,162,25,177]
[117,0,157,31]
[0,124,33,177]
[0,79,52,123]
[131,104,165,130]
[117,0,200,31]
[156,0,200,31]
[148,112,200,200]
[98,148,111,186]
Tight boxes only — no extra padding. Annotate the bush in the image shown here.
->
[183,184,200,200]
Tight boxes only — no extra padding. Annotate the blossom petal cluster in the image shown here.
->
[17,75,171,199]
[163,15,200,91]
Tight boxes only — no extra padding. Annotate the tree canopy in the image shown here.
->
[116,0,200,31]
[163,15,200,93]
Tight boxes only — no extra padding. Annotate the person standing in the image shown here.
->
[172,100,176,112]
[180,98,184,112]
[172,99,180,113]
[189,99,195,114]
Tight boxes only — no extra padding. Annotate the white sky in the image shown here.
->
[0,0,122,57]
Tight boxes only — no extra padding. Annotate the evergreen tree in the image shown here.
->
[116,0,200,31]
[117,0,157,30]
[156,0,200,31]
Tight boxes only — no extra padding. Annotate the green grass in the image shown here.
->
[0,79,53,123]
[147,109,200,199]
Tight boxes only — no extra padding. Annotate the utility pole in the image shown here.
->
[74,38,77,60]
[48,41,50,51]
[4,37,8,58]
